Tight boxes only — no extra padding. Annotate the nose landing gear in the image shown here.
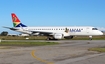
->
[89,36,92,40]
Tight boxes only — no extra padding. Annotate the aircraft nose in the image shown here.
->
[99,31,103,35]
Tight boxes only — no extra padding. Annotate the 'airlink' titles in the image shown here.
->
[70,29,82,32]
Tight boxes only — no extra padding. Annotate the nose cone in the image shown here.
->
[99,31,103,35]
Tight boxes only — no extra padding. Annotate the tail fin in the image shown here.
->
[11,13,27,27]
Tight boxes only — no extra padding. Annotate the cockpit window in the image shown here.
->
[92,28,98,30]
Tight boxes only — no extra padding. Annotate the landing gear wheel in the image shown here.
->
[47,36,50,40]
[89,36,92,40]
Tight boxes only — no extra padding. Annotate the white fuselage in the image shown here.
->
[14,26,103,36]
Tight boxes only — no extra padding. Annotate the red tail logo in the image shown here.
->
[11,13,20,22]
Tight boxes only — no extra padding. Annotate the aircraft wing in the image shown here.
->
[3,26,19,30]
[31,31,53,36]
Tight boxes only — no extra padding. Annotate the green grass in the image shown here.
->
[88,48,105,52]
[0,41,59,46]
[0,35,105,40]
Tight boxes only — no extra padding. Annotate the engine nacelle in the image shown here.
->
[53,33,63,39]
[64,36,74,39]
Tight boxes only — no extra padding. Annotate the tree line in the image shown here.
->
[0,31,8,36]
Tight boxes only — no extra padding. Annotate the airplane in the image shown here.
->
[3,13,103,40]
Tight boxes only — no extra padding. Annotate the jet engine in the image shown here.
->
[53,33,63,39]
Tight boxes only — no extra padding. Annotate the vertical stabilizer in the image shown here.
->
[11,13,27,27]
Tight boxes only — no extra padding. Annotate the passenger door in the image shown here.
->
[86,27,90,35]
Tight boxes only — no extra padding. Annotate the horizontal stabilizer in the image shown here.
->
[3,26,18,30]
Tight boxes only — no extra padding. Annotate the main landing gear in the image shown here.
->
[46,36,58,40]
[47,36,50,40]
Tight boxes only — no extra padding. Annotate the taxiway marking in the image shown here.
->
[31,50,54,64]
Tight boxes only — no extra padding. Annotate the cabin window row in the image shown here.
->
[29,28,83,30]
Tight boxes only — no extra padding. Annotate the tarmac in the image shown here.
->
[0,40,105,64]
